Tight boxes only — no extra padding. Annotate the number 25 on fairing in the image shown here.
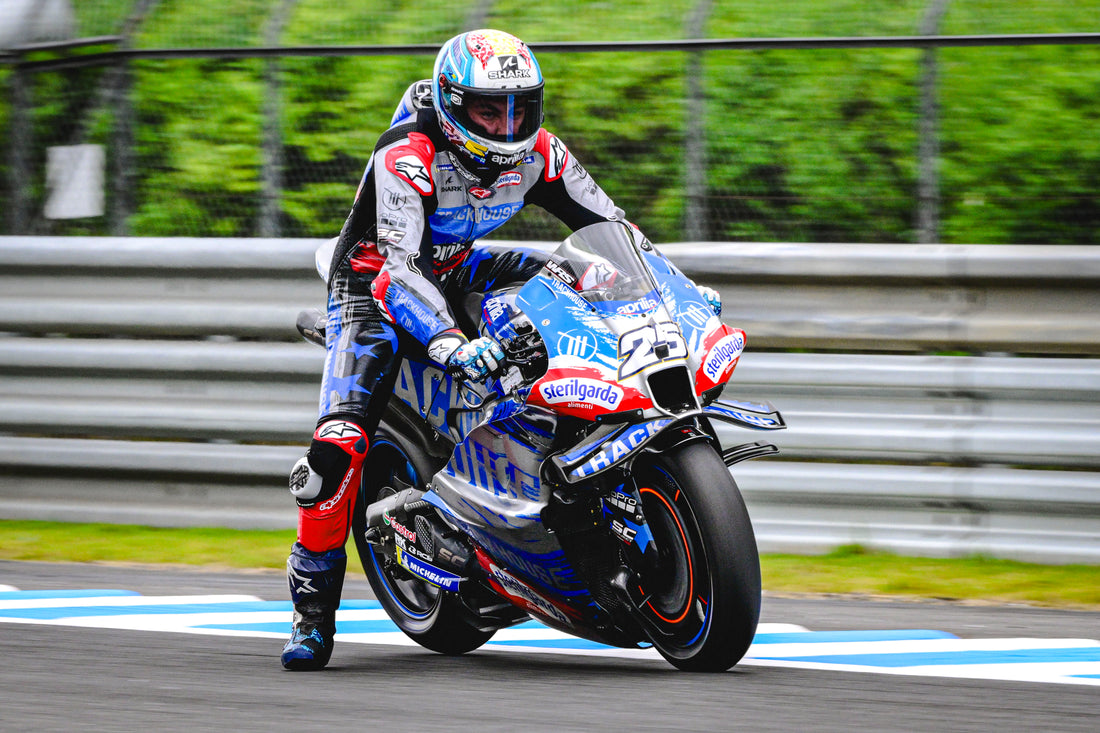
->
[617,322,687,379]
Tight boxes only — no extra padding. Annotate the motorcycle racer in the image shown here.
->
[280,29,632,671]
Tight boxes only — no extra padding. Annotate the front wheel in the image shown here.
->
[631,441,761,672]
[351,426,495,655]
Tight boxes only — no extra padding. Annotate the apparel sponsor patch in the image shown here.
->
[703,331,745,381]
[392,155,433,195]
[433,242,470,265]
[388,284,445,339]
[382,189,407,210]
[316,420,362,440]
[495,171,522,187]
[539,377,623,410]
[377,228,404,246]
[436,202,524,224]
[377,212,408,246]
[427,333,465,364]
[545,134,568,179]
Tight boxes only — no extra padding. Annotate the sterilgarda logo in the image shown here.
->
[703,331,745,381]
[539,377,623,410]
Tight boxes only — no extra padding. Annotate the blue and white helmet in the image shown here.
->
[432,29,544,168]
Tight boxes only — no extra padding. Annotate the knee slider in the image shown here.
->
[288,455,325,504]
[289,420,368,507]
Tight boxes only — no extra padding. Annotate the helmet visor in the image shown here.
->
[441,82,543,144]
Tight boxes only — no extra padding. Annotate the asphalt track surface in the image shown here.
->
[1,561,1097,733]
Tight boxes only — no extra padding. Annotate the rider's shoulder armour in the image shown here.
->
[534,128,570,182]
[383,131,437,197]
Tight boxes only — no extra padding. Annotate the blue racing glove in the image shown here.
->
[446,336,506,382]
[698,284,722,317]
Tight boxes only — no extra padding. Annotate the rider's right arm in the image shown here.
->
[367,131,462,351]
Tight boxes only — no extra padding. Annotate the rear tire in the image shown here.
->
[352,425,495,655]
[631,441,761,672]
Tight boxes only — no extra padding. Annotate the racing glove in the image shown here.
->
[432,332,506,382]
[449,336,506,382]
[698,284,722,317]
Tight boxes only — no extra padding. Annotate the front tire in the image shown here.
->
[631,441,761,672]
[352,425,495,655]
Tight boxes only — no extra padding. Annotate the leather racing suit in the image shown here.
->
[281,80,625,669]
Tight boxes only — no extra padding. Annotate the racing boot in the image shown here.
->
[281,542,347,671]
[281,419,366,669]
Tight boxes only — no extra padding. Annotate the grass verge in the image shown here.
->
[1,521,1097,610]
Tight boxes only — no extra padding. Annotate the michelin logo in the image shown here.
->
[396,547,461,591]
[703,332,745,381]
[540,377,623,409]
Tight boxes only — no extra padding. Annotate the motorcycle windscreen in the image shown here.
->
[538,221,661,318]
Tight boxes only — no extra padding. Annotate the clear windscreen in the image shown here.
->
[540,222,660,315]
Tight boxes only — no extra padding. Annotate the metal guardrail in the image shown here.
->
[4,236,1098,352]
[0,236,1097,563]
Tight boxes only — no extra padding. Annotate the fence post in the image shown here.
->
[258,1,296,238]
[683,0,712,241]
[258,63,283,238]
[917,0,948,244]
[6,62,32,234]
[108,61,135,235]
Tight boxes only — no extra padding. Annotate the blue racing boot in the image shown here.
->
[281,542,347,671]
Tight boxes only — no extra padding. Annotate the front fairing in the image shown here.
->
[392,223,747,444]
[417,222,782,634]
[508,222,743,422]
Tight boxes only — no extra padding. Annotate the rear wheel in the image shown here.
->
[631,441,761,671]
[352,426,494,655]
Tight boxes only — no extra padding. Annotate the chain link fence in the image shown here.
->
[1,0,1098,244]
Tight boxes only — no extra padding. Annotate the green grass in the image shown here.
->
[2,522,1097,610]
[45,0,1100,244]
[762,544,1100,610]
[0,520,297,571]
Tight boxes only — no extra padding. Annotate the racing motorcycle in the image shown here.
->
[298,221,785,672]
